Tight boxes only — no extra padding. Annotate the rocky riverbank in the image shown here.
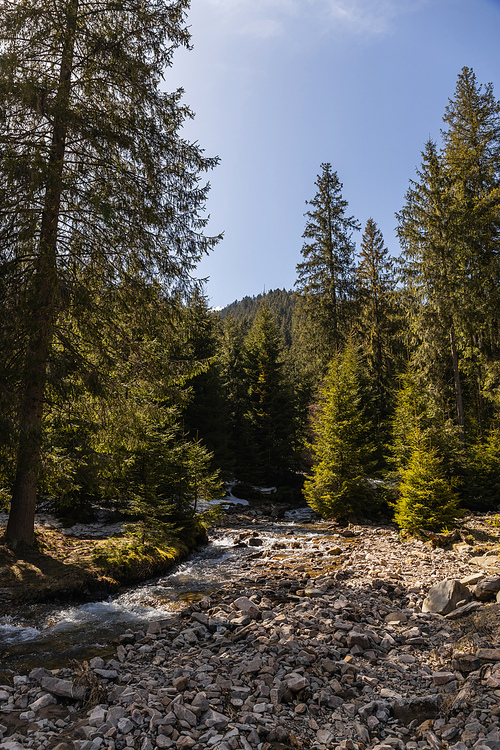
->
[1,512,500,750]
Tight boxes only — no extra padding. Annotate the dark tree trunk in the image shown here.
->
[5,0,78,548]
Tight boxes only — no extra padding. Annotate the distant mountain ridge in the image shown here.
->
[219,288,297,348]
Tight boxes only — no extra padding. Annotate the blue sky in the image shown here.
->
[168,0,500,308]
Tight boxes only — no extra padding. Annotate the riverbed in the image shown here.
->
[0,509,322,674]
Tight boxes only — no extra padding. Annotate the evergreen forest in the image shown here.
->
[1,0,499,556]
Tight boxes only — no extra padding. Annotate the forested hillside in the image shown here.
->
[219,289,297,349]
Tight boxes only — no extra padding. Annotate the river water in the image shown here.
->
[0,509,321,675]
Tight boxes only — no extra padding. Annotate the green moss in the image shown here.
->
[93,535,188,583]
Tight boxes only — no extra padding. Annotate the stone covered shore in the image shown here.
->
[0,513,500,750]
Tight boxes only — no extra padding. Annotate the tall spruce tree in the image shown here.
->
[295,163,360,363]
[243,303,296,485]
[356,218,397,422]
[397,69,500,444]
[218,315,250,479]
[441,67,500,430]
[181,291,230,474]
[0,0,218,546]
[397,140,466,439]
[303,338,377,520]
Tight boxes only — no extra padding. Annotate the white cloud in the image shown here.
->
[203,0,300,38]
[199,0,430,39]
[319,0,429,35]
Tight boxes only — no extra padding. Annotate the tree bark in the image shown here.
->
[5,0,78,548]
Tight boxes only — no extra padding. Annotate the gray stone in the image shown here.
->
[304,588,324,598]
[88,706,108,726]
[89,657,105,670]
[432,672,456,685]
[156,735,174,749]
[202,708,229,730]
[347,631,371,650]
[445,601,483,619]
[191,693,210,712]
[477,648,500,661]
[391,694,443,725]
[29,692,57,711]
[173,702,197,727]
[172,675,188,691]
[233,597,261,618]
[117,717,134,733]
[35,674,87,701]
[474,576,500,601]
[107,706,127,725]
[385,612,407,625]
[182,628,198,644]
[317,729,335,744]
[354,721,371,743]
[460,573,484,586]
[287,674,309,692]
[469,555,500,570]
[176,737,196,749]
[422,579,472,615]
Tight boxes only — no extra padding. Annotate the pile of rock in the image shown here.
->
[1,519,500,750]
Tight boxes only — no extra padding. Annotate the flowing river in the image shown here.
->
[0,509,322,676]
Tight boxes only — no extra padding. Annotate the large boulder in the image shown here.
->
[474,576,500,601]
[422,579,471,615]
[392,694,443,725]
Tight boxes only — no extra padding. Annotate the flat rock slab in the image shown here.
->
[445,600,483,619]
[469,555,500,570]
[29,669,86,701]
[476,648,500,662]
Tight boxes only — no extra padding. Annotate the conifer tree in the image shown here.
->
[0,0,219,546]
[397,70,500,443]
[33,285,223,529]
[462,427,500,510]
[180,291,230,473]
[394,432,462,534]
[441,66,500,429]
[243,303,296,484]
[356,218,397,424]
[397,140,466,438]
[303,338,377,520]
[217,315,253,479]
[295,164,360,362]
[390,370,463,478]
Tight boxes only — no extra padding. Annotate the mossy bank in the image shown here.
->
[0,522,208,612]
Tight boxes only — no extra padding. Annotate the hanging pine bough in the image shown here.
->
[0,0,220,547]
